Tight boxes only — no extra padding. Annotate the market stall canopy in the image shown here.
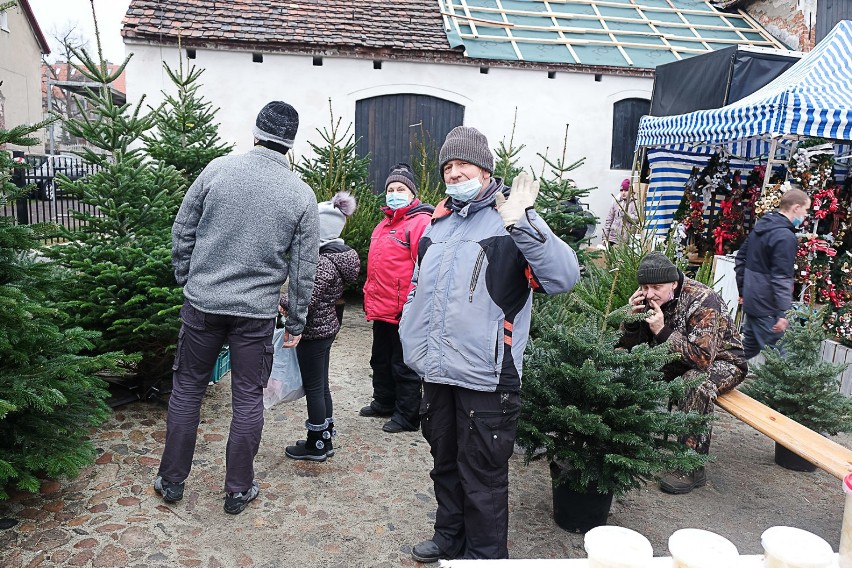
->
[636,20,852,150]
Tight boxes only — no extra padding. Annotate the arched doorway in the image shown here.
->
[355,94,464,194]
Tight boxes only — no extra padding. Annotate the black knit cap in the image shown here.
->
[438,126,494,174]
[253,101,299,148]
[636,252,679,285]
[385,163,417,196]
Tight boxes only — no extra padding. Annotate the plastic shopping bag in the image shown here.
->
[263,328,304,409]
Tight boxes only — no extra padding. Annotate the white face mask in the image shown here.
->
[446,177,483,202]
[385,192,412,210]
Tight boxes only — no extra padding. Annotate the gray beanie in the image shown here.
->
[318,191,357,246]
[385,163,417,196]
[636,252,679,285]
[253,101,299,148]
[438,126,494,174]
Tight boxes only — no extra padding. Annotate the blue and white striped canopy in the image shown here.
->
[636,20,852,149]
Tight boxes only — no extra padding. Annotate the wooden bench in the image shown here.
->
[716,389,852,480]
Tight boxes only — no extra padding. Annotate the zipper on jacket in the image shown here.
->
[468,250,486,302]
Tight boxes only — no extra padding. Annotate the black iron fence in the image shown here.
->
[4,150,104,242]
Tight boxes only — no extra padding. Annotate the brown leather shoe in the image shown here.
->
[659,467,707,494]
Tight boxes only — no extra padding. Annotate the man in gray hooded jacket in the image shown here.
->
[400,126,580,561]
[155,101,319,515]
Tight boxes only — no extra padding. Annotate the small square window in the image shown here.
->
[186,48,197,59]
[373,60,382,70]
[313,56,323,66]
[252,53,263,63]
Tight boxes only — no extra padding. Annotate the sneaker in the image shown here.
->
[359,404,393,418]
[153,476,184,503]
[223,480,259,514]
[411,540,443,563]
[659,467,707,495]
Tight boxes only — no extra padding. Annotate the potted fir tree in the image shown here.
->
[742,306,852,471]
[517,257,710,532]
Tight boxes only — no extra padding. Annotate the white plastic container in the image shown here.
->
[584,525,653,568]
[841,473,852,568]
[668,528,739,568]
[761,526,834,568]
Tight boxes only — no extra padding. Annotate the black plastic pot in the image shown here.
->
[549,462,613,533]
[774,442,817,472]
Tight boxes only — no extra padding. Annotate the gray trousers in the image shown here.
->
[742,314,784,359]
[158,302,275,493]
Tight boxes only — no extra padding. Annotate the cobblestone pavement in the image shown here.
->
[1,304,849,567]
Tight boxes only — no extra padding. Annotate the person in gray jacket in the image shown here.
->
[155,101,319,515]
[400,126,580,561]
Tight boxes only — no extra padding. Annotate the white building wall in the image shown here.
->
[124,43,652,238]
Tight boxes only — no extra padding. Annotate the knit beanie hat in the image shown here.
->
[252,101,299,148]
[636,252,679,285]
[385,163,417,195]
[621,178,631,191]
[318,191,357,246]
[438,126,494,174]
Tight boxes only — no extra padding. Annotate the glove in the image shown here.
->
[494,171,539,228]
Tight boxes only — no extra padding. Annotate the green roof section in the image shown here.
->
[438,0,785,68]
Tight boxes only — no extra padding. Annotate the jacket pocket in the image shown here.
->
[468,249,486,302]
[467,397,521,473]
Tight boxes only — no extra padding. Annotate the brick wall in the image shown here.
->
[743,0,816,51]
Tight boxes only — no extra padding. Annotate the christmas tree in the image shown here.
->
[44,24,186,395]
[517,262,709,496]
[144,50,233,184]
[534,125,598,263]
[296,99,380,288]
[0,120,125,499]
[743,306,852,435]
[493,108,526,186]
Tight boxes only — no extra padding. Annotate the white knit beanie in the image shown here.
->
[318,191,357,246]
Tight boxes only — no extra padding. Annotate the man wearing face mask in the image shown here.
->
[399,126,580,561]
[620,252,747,494]
[735,188,811,359]
[360,163,434,433]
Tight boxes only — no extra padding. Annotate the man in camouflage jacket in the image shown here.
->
[620,252,748,494]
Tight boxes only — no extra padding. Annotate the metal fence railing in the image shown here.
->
[4,150,104,243]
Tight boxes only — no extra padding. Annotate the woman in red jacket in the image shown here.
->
[359,163,434,433]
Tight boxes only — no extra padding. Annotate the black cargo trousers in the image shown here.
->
[420,382,521,559]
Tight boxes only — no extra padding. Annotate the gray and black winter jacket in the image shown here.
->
[172,146,319,335]
[399,178,580,392]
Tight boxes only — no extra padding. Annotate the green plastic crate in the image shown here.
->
[208,346,231,385]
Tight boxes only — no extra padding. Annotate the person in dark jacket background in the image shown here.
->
[360,164,434,433]
[735,188,810,359]
[282,191,361,462]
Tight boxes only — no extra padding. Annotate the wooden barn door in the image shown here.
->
[355,94,464,194]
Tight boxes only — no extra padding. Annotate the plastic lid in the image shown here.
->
[584,525,653,565]
[844,472,852,495]
[668,528,739,568]
[761,526,834,567]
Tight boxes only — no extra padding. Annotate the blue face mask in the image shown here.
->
[445,177,483,202]
[792,216,804,228]
[386,192,411,210]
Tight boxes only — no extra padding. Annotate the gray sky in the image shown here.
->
[28,0,132,63]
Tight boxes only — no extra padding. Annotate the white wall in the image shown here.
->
[124,43,652,239]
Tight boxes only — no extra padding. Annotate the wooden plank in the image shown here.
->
[716,389,852,479]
